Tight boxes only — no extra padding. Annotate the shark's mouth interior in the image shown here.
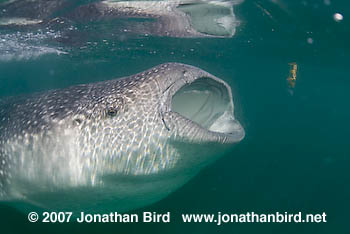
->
[171,77,240,135]
[177,1,239,37]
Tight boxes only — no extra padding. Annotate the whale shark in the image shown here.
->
[0,63,244,212]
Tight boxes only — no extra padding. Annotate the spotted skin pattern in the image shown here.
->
[0,63,244,211]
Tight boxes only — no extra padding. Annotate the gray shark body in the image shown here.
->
[0,63,244,212]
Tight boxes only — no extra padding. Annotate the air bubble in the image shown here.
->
[333,13,343,22]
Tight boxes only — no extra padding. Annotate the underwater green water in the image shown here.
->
[0,0,349,233]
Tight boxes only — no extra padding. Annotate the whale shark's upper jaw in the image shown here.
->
[156,63,245,144]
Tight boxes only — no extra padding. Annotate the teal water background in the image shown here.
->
[0,1,349,233]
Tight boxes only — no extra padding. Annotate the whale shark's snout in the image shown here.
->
[0,63,244,212]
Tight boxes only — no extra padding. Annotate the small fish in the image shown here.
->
[287,62,297,88]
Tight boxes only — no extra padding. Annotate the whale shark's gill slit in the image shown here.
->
[188,91,212,123]
[171,77,233,134]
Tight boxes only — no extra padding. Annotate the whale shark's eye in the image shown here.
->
[106,108,118,117]
[73,118,82,125]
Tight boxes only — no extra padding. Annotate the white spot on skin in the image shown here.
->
[307,37,314,44]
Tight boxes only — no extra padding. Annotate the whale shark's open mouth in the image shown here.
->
[172,77,232,132]
[164,71,245,143]
[177,1,241,37]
